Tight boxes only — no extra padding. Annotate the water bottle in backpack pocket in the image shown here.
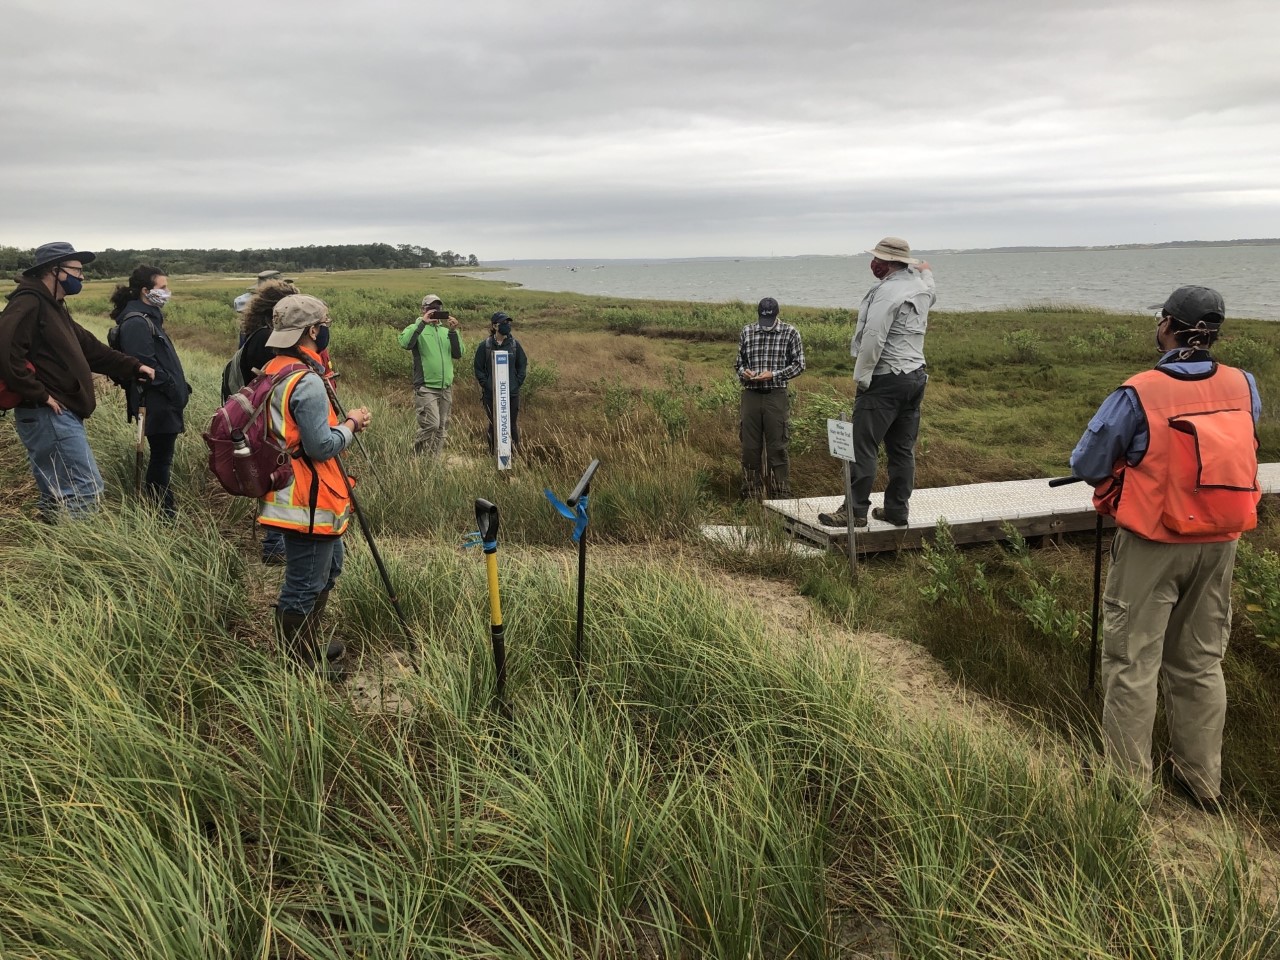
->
[204,364,308,497]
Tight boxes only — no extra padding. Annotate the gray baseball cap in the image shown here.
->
[266,294,329,348]
[1162,285,1225,326]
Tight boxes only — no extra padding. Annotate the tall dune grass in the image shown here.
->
[1,510,1277,958]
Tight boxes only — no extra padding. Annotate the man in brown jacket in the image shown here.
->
[0,242,154,519]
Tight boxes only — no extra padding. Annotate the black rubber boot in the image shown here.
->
[308,590,346,681]
[275,608,317,671]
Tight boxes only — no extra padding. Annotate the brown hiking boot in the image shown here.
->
[872,507,909,527]
[817,506,867,528]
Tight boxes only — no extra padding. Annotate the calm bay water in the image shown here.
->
[476,245,1280,320]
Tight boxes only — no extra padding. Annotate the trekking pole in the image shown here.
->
[466,499,510,719]
[321,372,381,489]
[134,406,147,497]
[545,459,599,671]
[332,449,414,651]
[1049,475,1103,694]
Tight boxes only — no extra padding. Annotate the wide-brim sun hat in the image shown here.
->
[23,242,97,276]
[865,236,919,265]
[266,294,330,348]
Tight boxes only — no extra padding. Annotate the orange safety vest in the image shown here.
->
[1096,363,1259,543]
[258,351,354,536]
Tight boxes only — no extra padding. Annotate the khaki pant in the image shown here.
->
[740,389,791,498]
[413,384,453,458]
[1100,528,1237,798]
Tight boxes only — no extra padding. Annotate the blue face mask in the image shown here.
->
[57,271,83,296]
[314,324,331,352]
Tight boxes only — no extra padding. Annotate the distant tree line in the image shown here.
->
[0,243,480,278]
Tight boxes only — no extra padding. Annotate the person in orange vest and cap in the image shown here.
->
[258,294,373,676]
[1069,285,1262,812]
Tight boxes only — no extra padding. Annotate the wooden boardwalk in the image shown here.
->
[765,463,1280,554]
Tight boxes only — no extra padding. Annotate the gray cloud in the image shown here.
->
[4,0,1279,258]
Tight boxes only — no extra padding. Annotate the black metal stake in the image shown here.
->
[565,459,600,670]
[1049,475,1104,694]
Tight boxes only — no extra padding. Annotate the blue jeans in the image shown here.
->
[278,532,344,616]
[261,527,285,560]
[12,406,105,519]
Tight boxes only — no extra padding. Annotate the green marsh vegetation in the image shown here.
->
[2,269,1279,957]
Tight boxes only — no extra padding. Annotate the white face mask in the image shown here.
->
[144,287,172,307]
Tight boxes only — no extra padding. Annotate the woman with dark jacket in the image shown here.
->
[110,265,191,516]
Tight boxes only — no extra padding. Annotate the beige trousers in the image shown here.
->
[1100,528,1237,798]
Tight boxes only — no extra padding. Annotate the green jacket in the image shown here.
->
[399,319,465,389]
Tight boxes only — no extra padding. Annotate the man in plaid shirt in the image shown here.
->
[736,297,805,499]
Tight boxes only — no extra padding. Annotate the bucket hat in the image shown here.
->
[865,237,919,265]
[257,270,282,282]
[23,242,97,276]
[266,294,330,348]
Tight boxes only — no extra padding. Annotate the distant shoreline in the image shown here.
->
[487,239,1280,265]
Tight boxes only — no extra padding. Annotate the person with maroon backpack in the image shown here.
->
[258,294,372,676]
[0,242,155,520]
[1070,285,1262,812]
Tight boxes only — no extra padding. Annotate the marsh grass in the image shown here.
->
[2,510,1278,958]
[4,274,1280,956]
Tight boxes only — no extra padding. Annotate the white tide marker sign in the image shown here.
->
[827,418,857,576]
[492,350,513,470]
[826,419,855,462]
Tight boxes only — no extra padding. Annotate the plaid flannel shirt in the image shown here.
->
[735,320,805,390]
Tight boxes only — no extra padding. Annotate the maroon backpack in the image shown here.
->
[204,363,308,497]
[0,360,36,411]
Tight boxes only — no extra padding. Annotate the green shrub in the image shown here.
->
[1003,328,1044,363]
[1216,335,1275,372]
[1236,540,1280,650]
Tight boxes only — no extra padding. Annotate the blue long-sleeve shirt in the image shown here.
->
[287,365,354,462]
[1069,351,1261,483]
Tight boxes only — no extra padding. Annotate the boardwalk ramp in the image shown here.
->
[765,464,1280,554]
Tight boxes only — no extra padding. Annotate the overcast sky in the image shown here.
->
[5,0,1279,259]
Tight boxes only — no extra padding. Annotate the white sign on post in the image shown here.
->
[827,419,855,462]
[492,350,513,470]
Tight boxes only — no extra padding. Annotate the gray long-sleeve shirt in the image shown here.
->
[288,369,354,461]
[850,266,935,390]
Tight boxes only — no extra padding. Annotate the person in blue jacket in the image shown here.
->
[473,311,528,454]
[110,265,191,517]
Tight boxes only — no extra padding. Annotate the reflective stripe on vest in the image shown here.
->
[1111,364,1259,543]
[258,356,353,536]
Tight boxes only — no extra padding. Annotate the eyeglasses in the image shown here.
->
[58,265,85,278]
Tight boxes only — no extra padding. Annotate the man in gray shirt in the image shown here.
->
[819,237,935,528]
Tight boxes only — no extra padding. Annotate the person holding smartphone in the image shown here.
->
[399,293,464,459]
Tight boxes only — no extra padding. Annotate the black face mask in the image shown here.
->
[314,325,331,352]
[496,322,512,337]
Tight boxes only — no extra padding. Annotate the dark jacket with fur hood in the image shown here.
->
[0,277,142,419]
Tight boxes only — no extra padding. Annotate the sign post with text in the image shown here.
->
[492,350,513,471]
[827,417,857,577]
